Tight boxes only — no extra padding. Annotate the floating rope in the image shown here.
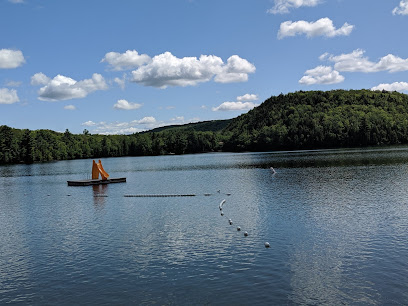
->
[124,194,196,198]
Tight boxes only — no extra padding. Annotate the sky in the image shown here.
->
[1,0,408,135]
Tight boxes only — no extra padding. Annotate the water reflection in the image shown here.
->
[92,184,108,208]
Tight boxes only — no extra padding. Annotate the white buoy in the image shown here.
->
[219,199,226,210]
[237,227,241,231]
[265,242,270,248]
[244,231,248,236]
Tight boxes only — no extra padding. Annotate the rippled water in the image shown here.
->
[1,147,408,305]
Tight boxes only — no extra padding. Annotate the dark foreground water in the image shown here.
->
[1,148,408,305]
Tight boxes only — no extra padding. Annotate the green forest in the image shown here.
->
[2,89,408,164]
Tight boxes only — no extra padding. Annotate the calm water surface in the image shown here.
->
[1,148,408,305]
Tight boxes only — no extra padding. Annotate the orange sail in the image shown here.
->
[92,160,110,180]
[97,160,109,180]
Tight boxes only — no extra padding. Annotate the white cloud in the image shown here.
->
[131,52,220,88]
[5,80,22,87]
[324,49,408,73]
[278,18,354,39]
[268,0,322,14]
[393,0,408,15]
[171,116,185,122]
[129,51,255,88]
[114,99,142,110]
[82,120,97,126]
[371,82,408,92]
[0,49,25,69]
[114,75,126,89]
[0,88,19,104]
[81,117,158,135]
[64,105,76,110]
[212,101,258,112]
[299,66,345,85]
[135,116,156,124]
[214,55,256,83]
[31,72,51,85]
[34,73,108,101]
[101,50,151,71]
[212,93,259,111]
[237,93,258,101]
[80,116,202,135]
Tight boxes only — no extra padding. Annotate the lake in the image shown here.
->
[1,148,408,305]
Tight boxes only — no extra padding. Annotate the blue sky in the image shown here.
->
[1,0,408,134]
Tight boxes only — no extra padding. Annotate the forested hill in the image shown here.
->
[221,89,408,151]
[1,89,408,164]
[143,119,230,133]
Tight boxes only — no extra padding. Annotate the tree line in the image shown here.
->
[1,89,408,164]
[0,126,221,164]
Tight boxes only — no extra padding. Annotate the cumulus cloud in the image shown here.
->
[268,0,322,14]
[278,18,354,39]
[214,55,256,83]
[323,49,408,73]
[101,50,151,70]
[31,72,51,85]
[393,0,408,15]
[0,88,19,104]
[64,105,76,110]
[33,73,108,101]
[237,93,258,101]
[102,50,255,88]
[213,93,259,111]
[113,99,142,110]
[299,66,345,85]
[102,51,254,88]
[0,49,25,69]
[212,101,258,112]
[371,82,408,92]
[114,75,126,89]
[130,52,222,88]
[136,116,156,124]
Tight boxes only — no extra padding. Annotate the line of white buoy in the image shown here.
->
[219,198,248,238]
[218,196,270,248]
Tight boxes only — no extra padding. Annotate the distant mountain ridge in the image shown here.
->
[144,119,231,133]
